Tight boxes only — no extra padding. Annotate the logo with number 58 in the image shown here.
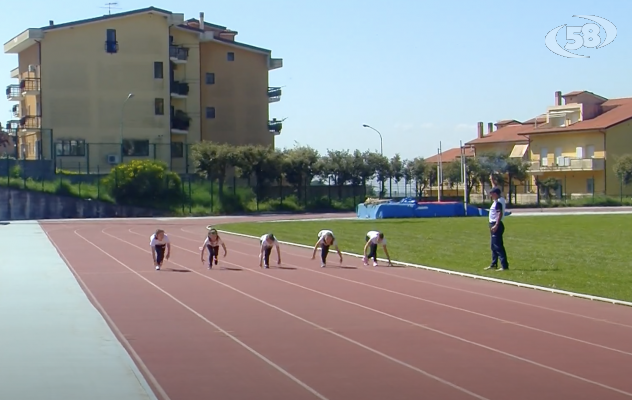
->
[545,15,617,58]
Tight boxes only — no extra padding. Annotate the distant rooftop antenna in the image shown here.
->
[100,2,121,15]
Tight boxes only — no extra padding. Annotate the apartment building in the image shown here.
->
[519,90,632,198]
[3,7,283,173]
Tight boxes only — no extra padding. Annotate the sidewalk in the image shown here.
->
[0,223,157,400]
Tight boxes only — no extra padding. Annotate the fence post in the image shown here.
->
[188,174,192,214]
[86,144,90,174]
[279,175,283,206]
[181,179,185,214]
[620,177,623,203]
[328,176,331,207]
[97,165,100,199]
[210,179,214,213]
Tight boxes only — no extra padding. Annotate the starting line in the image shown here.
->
[217,230,632,309]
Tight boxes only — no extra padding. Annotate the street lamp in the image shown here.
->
[119,93,134,161]
[362,124,383,155]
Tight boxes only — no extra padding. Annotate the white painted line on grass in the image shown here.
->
[216,230,632,309]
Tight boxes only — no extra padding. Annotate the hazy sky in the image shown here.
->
[1,0,628,161]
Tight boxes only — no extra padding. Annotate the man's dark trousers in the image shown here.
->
[490,222,508,269]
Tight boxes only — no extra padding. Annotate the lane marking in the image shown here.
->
[120,227,632,397]
[170,230,632,356]
[102,227,490,400]
[73,228,330,400]
[43,227,170,400]
[214,230,632,309]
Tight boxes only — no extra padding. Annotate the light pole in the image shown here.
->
[362,124,383,155]
[362,124,385,197]
[119,93,134,162]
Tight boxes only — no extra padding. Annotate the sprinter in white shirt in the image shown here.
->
[259,233,281,269]
[362,230,392,267]
[485,187,509,271]
[200,227,228,269]
[311,229,343,267]
[149,229,171,271]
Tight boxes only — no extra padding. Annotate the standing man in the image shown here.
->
[485,187,509,271]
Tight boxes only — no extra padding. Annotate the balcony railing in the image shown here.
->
[268,119,282,133]
[529,157,605,172]
[104,40,119,53]
[170,81,190,97]
[169,45,189,62]
[19,78,40,93]
[19,115,42,130]
[6,84,20,100]
[268,87,282,103]
[171,110,190,132]
[5,120,19,135]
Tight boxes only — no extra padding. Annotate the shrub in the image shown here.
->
[103,159,183,206]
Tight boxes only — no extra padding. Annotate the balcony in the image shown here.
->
[268,119,282,135]
[170,81,189,99]
[269,58,283,71]
[19,115,41,133]
[20,78,40,96]
[171,110,190,134]
[5,120,19,135]
[169,45,188,64]
[12,104,19,118]
[6,84,21,101]
[104,40,118,53]
[268,87,282,103]
[529,157,605,173]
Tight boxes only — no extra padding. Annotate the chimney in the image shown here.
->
[49,20,54,26]
[487,122,493,134]
[555,90,562,106]
[477,122,484,138]
[199,12,205,30]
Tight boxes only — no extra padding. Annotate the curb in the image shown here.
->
[217,230,632,308]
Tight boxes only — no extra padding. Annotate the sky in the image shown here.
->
[1,0,629,161]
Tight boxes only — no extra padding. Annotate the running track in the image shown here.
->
[41,217,632,400]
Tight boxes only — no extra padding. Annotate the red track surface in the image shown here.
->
[41,218,632,400]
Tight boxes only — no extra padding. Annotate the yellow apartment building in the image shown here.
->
[3,7,283,173]
[520,90,632,198]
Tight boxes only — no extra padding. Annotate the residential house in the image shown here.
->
[465,120,532,201]
[3,7,283,173]
[519,90,632,198]
[423,146,474,197]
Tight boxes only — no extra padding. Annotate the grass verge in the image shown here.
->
[217,215,632,302]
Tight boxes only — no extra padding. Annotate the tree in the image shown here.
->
[503,157,530,204]
[320,149,354,199]
[365,152,390,198]
[443,160,463,188]
[281,145,321,201]
[389,154,404,196]
[190,141,237,198]
[613,154,632,185]
[536,176,560,201]
[234,145,283,201]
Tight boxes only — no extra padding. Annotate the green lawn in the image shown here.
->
[217,215,632,302]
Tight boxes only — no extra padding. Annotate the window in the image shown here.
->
[155,98,165,115]
[205,107,216,119]
[171,142,184,158]
[122,139,149,157]
[105,29,118,53]
[205,72,215,84]
[586,178,594,193]
[154,62,163,79]
[55,140,86,157]
[227,52,235,61]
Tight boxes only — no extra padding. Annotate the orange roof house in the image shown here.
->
[517,90,632,197]
[425,146,474,164]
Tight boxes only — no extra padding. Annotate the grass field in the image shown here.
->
[217,215,632,302]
